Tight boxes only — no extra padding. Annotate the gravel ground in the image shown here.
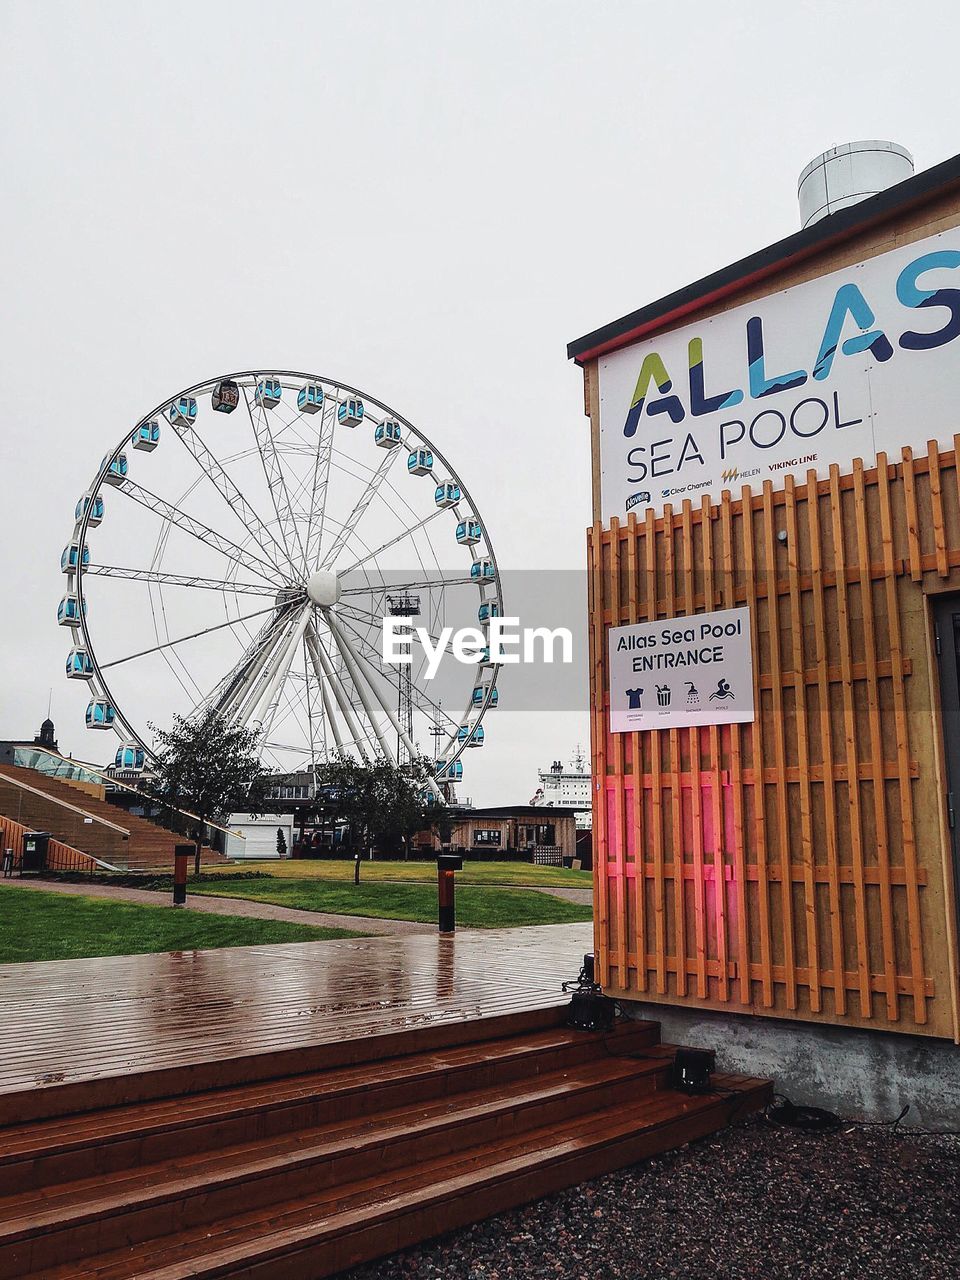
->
[344,1115,960,1280]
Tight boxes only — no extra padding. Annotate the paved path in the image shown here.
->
[2,877,433,936]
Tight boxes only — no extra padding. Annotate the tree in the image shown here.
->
[316,754,436,859]
[149,708,270,875]
[276,826,288,858]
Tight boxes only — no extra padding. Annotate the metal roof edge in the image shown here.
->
[567,152,960,365]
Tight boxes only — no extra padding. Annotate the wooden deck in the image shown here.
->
[0,923,772,1277]
[0,923,593,1123]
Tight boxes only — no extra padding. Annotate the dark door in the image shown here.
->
[932,593,960,940]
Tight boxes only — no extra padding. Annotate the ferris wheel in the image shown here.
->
[58,371,503,798]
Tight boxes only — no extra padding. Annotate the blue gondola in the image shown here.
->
[132,421,160,451]
[85,699,116,730]
[115,742,145,771]
[167,397,198,426]
[375,420,403,450]
[75,493,104,527]
[407,448,433,476]
[437,759,463,782]
[297,383,324,414]
[456,519,482,546]
[478,601,500,625]
[60,543,90,573]
[457,723,485,748]
[212,380,240,413]
[65,648,94,679]
[435,481,461,508]
[101,454,128,487]
[338,398,364,427]
[470,558,495,581]
[255,379,282,410]
[471,684,498,709]
[479,644,494,667]
[58,595,86,626]
[420,788,438,808]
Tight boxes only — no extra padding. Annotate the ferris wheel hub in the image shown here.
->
[306,568,341,607]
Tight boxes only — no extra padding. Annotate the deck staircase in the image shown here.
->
[0,1006,770,1279]
[0,765,221,872]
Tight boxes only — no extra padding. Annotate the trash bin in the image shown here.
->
[21,832,50,874]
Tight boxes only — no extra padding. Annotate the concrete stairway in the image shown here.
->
[0,1008,770,1279]
[0,765,222,871]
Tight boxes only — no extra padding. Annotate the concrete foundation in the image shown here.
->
[622,1000,960,1130]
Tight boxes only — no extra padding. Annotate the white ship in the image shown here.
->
[531,746,592,829]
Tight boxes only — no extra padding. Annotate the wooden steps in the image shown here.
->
[0,764,224,871]
[0,1010,770,1279]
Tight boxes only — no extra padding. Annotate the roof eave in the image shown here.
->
[567,152,960,365]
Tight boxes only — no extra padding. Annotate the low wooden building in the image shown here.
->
[568,146,960,1121]
[416,804,579,863]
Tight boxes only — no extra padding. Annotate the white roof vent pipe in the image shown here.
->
[798,141,914,229]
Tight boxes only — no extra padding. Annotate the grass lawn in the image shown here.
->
[0,886,363,964]
[206,859,592,889]
[194,879,593,929]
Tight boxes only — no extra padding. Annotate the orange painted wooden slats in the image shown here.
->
[589,445,946,1033]
[805,468,846,1017]
[645,506,667,994]
[587,524,607,984]
[609,516,628,988]
[876,452,928,1023]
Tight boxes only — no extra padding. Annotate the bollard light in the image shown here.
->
[173,843,192,906]
[437,853,463,933]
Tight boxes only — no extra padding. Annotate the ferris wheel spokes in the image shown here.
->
[242,384,308,572]
[99,603,281,674]
[165,414,296,580]
[331,607,459,738]
[319,444,403,572]
[325,607,434,773]
[208,606,300,724]
[299,395,339,576]
[118,479,283,586]
[236,606,313,729]
[306,625,374,762]
[336,505,450,578]
[84,564,278,597]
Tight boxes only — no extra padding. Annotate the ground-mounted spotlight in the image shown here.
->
[671,1047,716,1093]
[563,952,615,1031]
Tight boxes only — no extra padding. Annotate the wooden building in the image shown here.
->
[568,149,960,1059]
[416,805,579,863]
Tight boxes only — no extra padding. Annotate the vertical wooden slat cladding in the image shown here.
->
[591,447,960,1038]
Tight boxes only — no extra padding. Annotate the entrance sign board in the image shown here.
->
[598,227,960,520]
[608,606,754,733]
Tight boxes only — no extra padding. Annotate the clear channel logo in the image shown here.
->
[660,479,712,499]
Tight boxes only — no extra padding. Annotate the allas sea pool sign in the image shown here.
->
[608,606,755,733]
[599,227,960,519]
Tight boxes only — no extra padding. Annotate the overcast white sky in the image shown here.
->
[2,1,959,804]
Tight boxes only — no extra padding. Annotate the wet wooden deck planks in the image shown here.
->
[0,924,592,1121]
